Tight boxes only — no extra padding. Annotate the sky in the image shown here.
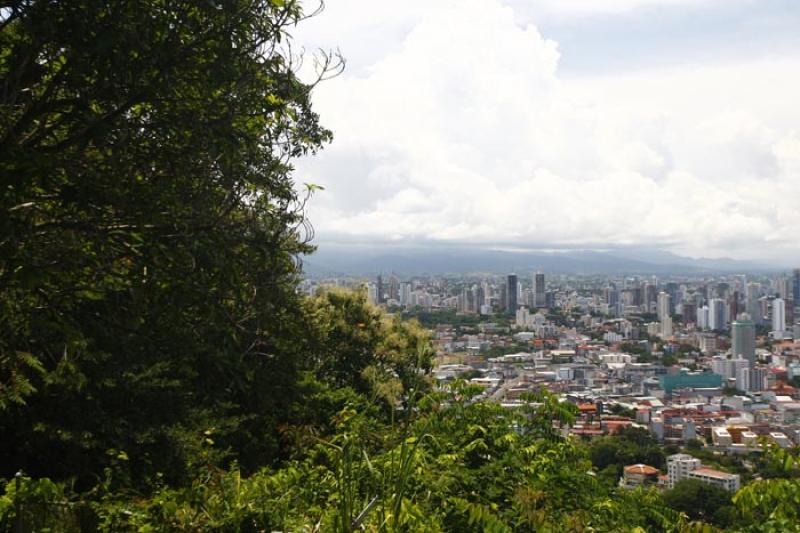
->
[292,0,800,265]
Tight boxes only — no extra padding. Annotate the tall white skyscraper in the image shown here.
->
[697,305,710,330]
[772,298,786,339]
[399,281,412,307]
[657,291,671,322]
[776,276,789,300]
[746,282,762,324]
[708,298,727,331]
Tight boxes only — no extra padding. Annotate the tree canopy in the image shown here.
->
[0,0,341,488]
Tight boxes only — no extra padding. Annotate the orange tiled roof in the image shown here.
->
[624,464,659,475]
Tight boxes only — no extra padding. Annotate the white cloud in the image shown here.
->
[295,0,800,263]
[522,0,725,16]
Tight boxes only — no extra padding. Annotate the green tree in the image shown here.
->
[0,0,341,488]
[663,478,734,527]
[589,426,665,480]
[733,444,800,531]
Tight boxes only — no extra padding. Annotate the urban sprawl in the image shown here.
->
[304,268,800,492]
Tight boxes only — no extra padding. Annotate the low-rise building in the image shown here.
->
[667,453,741,492]
[741,431,758,446]
[712,427,733,446]
[770,432,793,449]
[621,464,660,489]
[687,467,741,492]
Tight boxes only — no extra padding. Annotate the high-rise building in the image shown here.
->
[605,286,619,307]
[657,292,671,322]
[644,283,658,313]
[715,282,730,300]
[772,297,786,338]
[399,281,412,307]
[711,355,750,379]
[367,283,378,305]
[506,274,518,315]
[533,272,546,308]
[731,314,756,363]
[682,302,697,325]
[709,298,727,331]
[729,291,742,322]
[376,275,384,304]
[737,365,767,392]
[476,284,486,309]
[776,276,789,300]
[793,268,800,306]
[746,282,762,324]
[459,286,477,314]
[388,275,400,301]
[697,305,710,330]
[666,282,679,314]
[545,291,556,309]
[631,286,644,307]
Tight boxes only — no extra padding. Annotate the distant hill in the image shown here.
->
[302,245,773,276]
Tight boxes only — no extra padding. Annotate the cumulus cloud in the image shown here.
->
[517,0,725,17]
[294,0,800,263]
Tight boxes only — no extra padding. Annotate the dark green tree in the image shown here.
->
[663,478,734,527]
[0,0,341,489]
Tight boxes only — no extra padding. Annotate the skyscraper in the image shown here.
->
[388,274,400,301]
[682,301,697,324]
[746,282,761,324]
[793,268,800,305]
[399,281,412,307]
[731,314,756,364]
[533,271,546,308]
[666,282,679,315]
[709,298,727,331]
[737,366,767,392]
[697,305,710,330]
[376,274,384,304]
[776,276,789,300]
[729,290,742,322]
[772,297,786,338]
[506,274,518,315]
[476,284,486,309]
[657,291,671,322]
[644,283,658,313]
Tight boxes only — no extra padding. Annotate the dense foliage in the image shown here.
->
[0,0,344,488]
[663,479,735,527]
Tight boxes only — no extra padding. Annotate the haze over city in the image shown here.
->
[295,0,800,265]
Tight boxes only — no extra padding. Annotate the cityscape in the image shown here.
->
[303,267,800,493]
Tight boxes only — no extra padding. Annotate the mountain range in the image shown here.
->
[302,245,775,277]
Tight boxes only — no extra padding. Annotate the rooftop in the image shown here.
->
[689,467,738,480]
[624,464,659,475]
